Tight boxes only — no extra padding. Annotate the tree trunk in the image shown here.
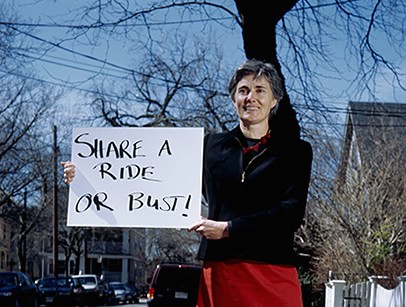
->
[17,236,26,273]
[233,0,302,143]
[233,0,298,98]
[234,0,297,63]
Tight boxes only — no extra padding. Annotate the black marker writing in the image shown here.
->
[75,192,114,213]
[93,162,161,182]
[74,132,145,159]
[128,192,192,217]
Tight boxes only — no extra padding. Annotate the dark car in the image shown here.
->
[71,274,101,306]
[98,281,116,306]
[125,282,139,303]
[36,276,84,306]
[147,263,202,307]
[0,271,40,307]
[109,282,133,304]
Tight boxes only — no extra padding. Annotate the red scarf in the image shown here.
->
[242,131,271,154]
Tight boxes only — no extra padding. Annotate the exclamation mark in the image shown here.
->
[182,194,192,217]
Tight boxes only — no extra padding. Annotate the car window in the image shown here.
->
[39,279,57,287]
[57,278,69,286]
[19,273,29,285]
[0,274,18,286]
[72,278,81,287]
[77,276,97,285]
[155,267,201,288]
[110,283,125,290]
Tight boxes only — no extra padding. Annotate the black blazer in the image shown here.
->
[197,127,313,264]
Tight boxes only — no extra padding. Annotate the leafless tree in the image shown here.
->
[308,116,406,288]
[9,0,400,124]
[0,5,60,207]
[83,33,235,130]
[0,4,64,275]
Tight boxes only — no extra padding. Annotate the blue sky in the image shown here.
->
[3,0,405,128]
[6,0,243,80]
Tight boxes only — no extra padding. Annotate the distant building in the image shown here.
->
[0,217,12,272]
[338,101,406,184]
[38,227,147,286]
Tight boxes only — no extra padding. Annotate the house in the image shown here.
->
[338,101,406,184]
[325,101,406,306]
[0,217,12,272]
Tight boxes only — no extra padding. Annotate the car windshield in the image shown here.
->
[0,274,17,286]
[110,283,125,290]
[39,279,57,287]
[39,278,69,287]
[77,277,96,285]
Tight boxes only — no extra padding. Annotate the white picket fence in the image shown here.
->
[325,276,406,307]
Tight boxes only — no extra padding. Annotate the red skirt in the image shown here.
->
[196,259,303,307]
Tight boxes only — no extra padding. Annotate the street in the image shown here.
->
[96,298,148,307]
[90,303,147,307]
[104,304,146,307]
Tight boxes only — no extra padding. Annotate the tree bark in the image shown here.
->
[234,0,297,65]
[234,0,300,140]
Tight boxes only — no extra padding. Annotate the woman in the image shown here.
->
[188,59,313,307]
[63,59,312,306]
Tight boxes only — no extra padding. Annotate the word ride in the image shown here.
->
[93,162,161,182]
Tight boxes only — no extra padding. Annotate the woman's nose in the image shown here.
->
[246,91,255,101]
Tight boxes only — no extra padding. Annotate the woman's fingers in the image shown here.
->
[61,161,76,184]
[188,219,228,240]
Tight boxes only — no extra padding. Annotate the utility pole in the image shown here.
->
[21,190,27,273]
[52,125,58,277]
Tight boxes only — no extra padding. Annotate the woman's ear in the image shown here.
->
[271,97,278,109]
[270,100,280,117]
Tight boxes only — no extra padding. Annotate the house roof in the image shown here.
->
[339,101,406,179]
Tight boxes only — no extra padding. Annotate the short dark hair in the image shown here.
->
[228,59,284,102]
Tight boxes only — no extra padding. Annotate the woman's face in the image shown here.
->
[232,74,278,127]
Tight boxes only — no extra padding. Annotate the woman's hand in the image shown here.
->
[61,161,76,184]
[188,219,229,240]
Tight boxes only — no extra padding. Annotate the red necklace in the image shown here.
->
[242,131,271,154]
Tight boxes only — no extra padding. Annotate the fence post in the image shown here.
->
[398,275,406,307]
[369,275,390,307]
[325,279,346,307]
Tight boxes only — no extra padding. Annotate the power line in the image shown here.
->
[0,0,356,29]
[8,26,231,98]
[18,48,406,120]
[2,67,405,129]
[16,51,131,80]
[11,26,406,120]
[15,47,406,117]
[5,43,406,122]
[0,68,143,102]
[0,17,234,29]
[2,0,404,125]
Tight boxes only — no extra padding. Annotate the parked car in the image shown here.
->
[36,276,84,306]
[109,282,133,304]
[125,282,139,303]
[0,271,40,307]
[147,263,202,307]
[98,280,116,306]
[71,274,102,306]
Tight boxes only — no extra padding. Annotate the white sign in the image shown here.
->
[67,127,204,228]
